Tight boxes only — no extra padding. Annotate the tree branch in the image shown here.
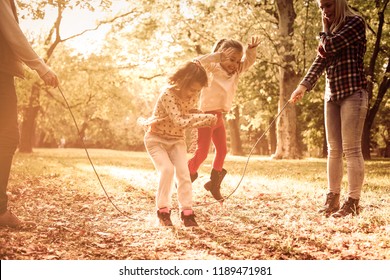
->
[139,74,164,80]
[45,7,140,60]
[61,10,139,43]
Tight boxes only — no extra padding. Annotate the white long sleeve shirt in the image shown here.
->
[196,47,257,112]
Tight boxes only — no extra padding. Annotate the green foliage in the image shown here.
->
[15,0,389,154]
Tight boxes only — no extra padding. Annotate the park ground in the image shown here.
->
[0,148,389,260]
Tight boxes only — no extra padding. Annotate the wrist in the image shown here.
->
[299,84,307,92]
[212,52,222,62]
[299,81,310,92]
[322,26,330,33]
[319,31,330,36]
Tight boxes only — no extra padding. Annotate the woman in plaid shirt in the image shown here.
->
[290,0,368,218]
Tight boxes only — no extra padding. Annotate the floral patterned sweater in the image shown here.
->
[138,87,216,139]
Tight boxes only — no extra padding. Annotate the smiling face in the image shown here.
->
[220,50,243,75]
[318,0,336,24]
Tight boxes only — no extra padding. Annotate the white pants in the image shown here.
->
[144,132,193,211]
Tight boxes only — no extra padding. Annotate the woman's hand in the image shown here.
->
[322,13,330,33]
[289,84,307,103]
[41,69,59,88]
[210,115,218,126]
[219,47,236,62]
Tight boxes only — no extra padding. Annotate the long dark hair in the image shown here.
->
[168,61,208,95]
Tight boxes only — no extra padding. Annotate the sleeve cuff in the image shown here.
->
[300,80,312,92]
[25,58,51,78]
[319,31,332,37]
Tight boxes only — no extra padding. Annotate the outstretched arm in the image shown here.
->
[289,84,308,104]
[0,0,59,87]
[247,36,260,49]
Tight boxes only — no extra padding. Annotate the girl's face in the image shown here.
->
[180,81,203,99]
[220,50,243,75]
[318,0,336,24]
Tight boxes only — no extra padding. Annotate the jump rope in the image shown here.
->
[58,86,291,220]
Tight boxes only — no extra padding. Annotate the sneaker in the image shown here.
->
[157,210,173,226]
[0,210,21,228]
[180,211,199,227]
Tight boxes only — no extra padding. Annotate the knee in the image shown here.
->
[343,145,362,158]
[194,147,209,162]
[215,144,227,159]
[327,141,343,158]
[161,165,174,177]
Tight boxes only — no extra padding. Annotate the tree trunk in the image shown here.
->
[75,121,88,148]
[272,0,300,159]
[227,106,243,155]
[19,83,41,153]
[322,123,328,158]
[361,1,389,159]
[385,142,390,158]
[362,73,390,159]
[362,58,390,159]
[269,117,277,154]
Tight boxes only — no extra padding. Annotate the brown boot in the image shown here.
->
[157,209,173,226]
[190,172,198,183]
[204,168,226,201]
[180,211,199,227]
[0,210,21,228]
[332,197,360,218]
[319,192,340,217]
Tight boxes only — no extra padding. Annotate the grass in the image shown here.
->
[0,148,389,260]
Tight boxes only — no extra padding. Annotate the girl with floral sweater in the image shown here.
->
[138,62,217,227]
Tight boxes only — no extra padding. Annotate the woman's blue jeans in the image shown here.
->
[0,74,19,214]
[325,89,368,199]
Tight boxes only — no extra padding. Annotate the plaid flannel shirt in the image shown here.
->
[301,15,367,101]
